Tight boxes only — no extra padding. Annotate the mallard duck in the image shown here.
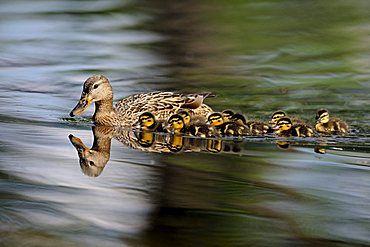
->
[273,117,315,137]
[69,75,214,126]
[230,113,270,135]
[207,112,249,136]
[315,109,348,135]
[270,110,305,125]
[134,112,165,132]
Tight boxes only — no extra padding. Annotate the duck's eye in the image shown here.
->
[93,84,99,89]
[89,161,96,166]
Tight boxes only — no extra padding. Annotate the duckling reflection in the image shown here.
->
[276,140,291,149]
[206,139,224,153]
[135,130,155,148]
[166,134,184,152]
[69,126,112,177]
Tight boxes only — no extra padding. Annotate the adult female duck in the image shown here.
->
[70,75,214,126]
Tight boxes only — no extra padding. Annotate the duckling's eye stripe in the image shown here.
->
[210,116,221,121]
[169,118,180,123]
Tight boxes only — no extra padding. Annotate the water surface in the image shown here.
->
[1,0,370,246]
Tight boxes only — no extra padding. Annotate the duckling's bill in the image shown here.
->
[70,95,93,117]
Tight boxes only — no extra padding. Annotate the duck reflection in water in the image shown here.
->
[69,126,248,176]
[69,126,113,177]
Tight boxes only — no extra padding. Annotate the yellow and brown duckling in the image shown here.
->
[165,114,187,134]
[135,112,165,132]
[230,113,271,135]
[315,109,348,135]
[207,112,249,137]
[177,110,211,137]
[222,110,235,122]
[270,110,305,125]
[69,75,214,126]
[273,117,315,137]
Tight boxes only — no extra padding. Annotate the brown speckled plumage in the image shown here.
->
[70,75,214,126]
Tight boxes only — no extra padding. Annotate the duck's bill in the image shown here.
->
[69,96,92,117]
[68,134,89,157]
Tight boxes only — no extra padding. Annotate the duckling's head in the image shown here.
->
[230,113,247,125]
[316,109,329,124]
[70,75,112,117]
[270,111,287,124]
[166,114,185,133]
[207,113,224,126]
[273,117,292,134]
[137,112,156,129]
[222,110,234,122]
[177,110,191,126]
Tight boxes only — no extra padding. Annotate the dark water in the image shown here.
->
[1,0,370,246]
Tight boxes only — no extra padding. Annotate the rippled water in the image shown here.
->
[1,0,370,246]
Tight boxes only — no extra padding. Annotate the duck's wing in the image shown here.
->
[115,92,214,124]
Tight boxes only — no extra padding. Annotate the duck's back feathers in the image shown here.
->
[115,92,213,125]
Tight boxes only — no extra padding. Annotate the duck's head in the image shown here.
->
[137,112,157,130]
[222,110,234,122]
[316,109,329,124]
[270,111,287,124]
[207,113,224,126]
[177,110,191,126]
[70,75,112,117]
[166,114,185,133]
[230,113,247,125]
[273,117,292,134]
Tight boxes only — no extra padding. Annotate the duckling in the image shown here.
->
[177,110,192,127]
[165,114,186,134]
[230,113,270,135]
[134,112,165,132]
[207,112,249,137]
[177,110,212,137]
[222,110,235,122]
[273,117,315,137]
[315,109,348,135]
[270,110,305,125]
